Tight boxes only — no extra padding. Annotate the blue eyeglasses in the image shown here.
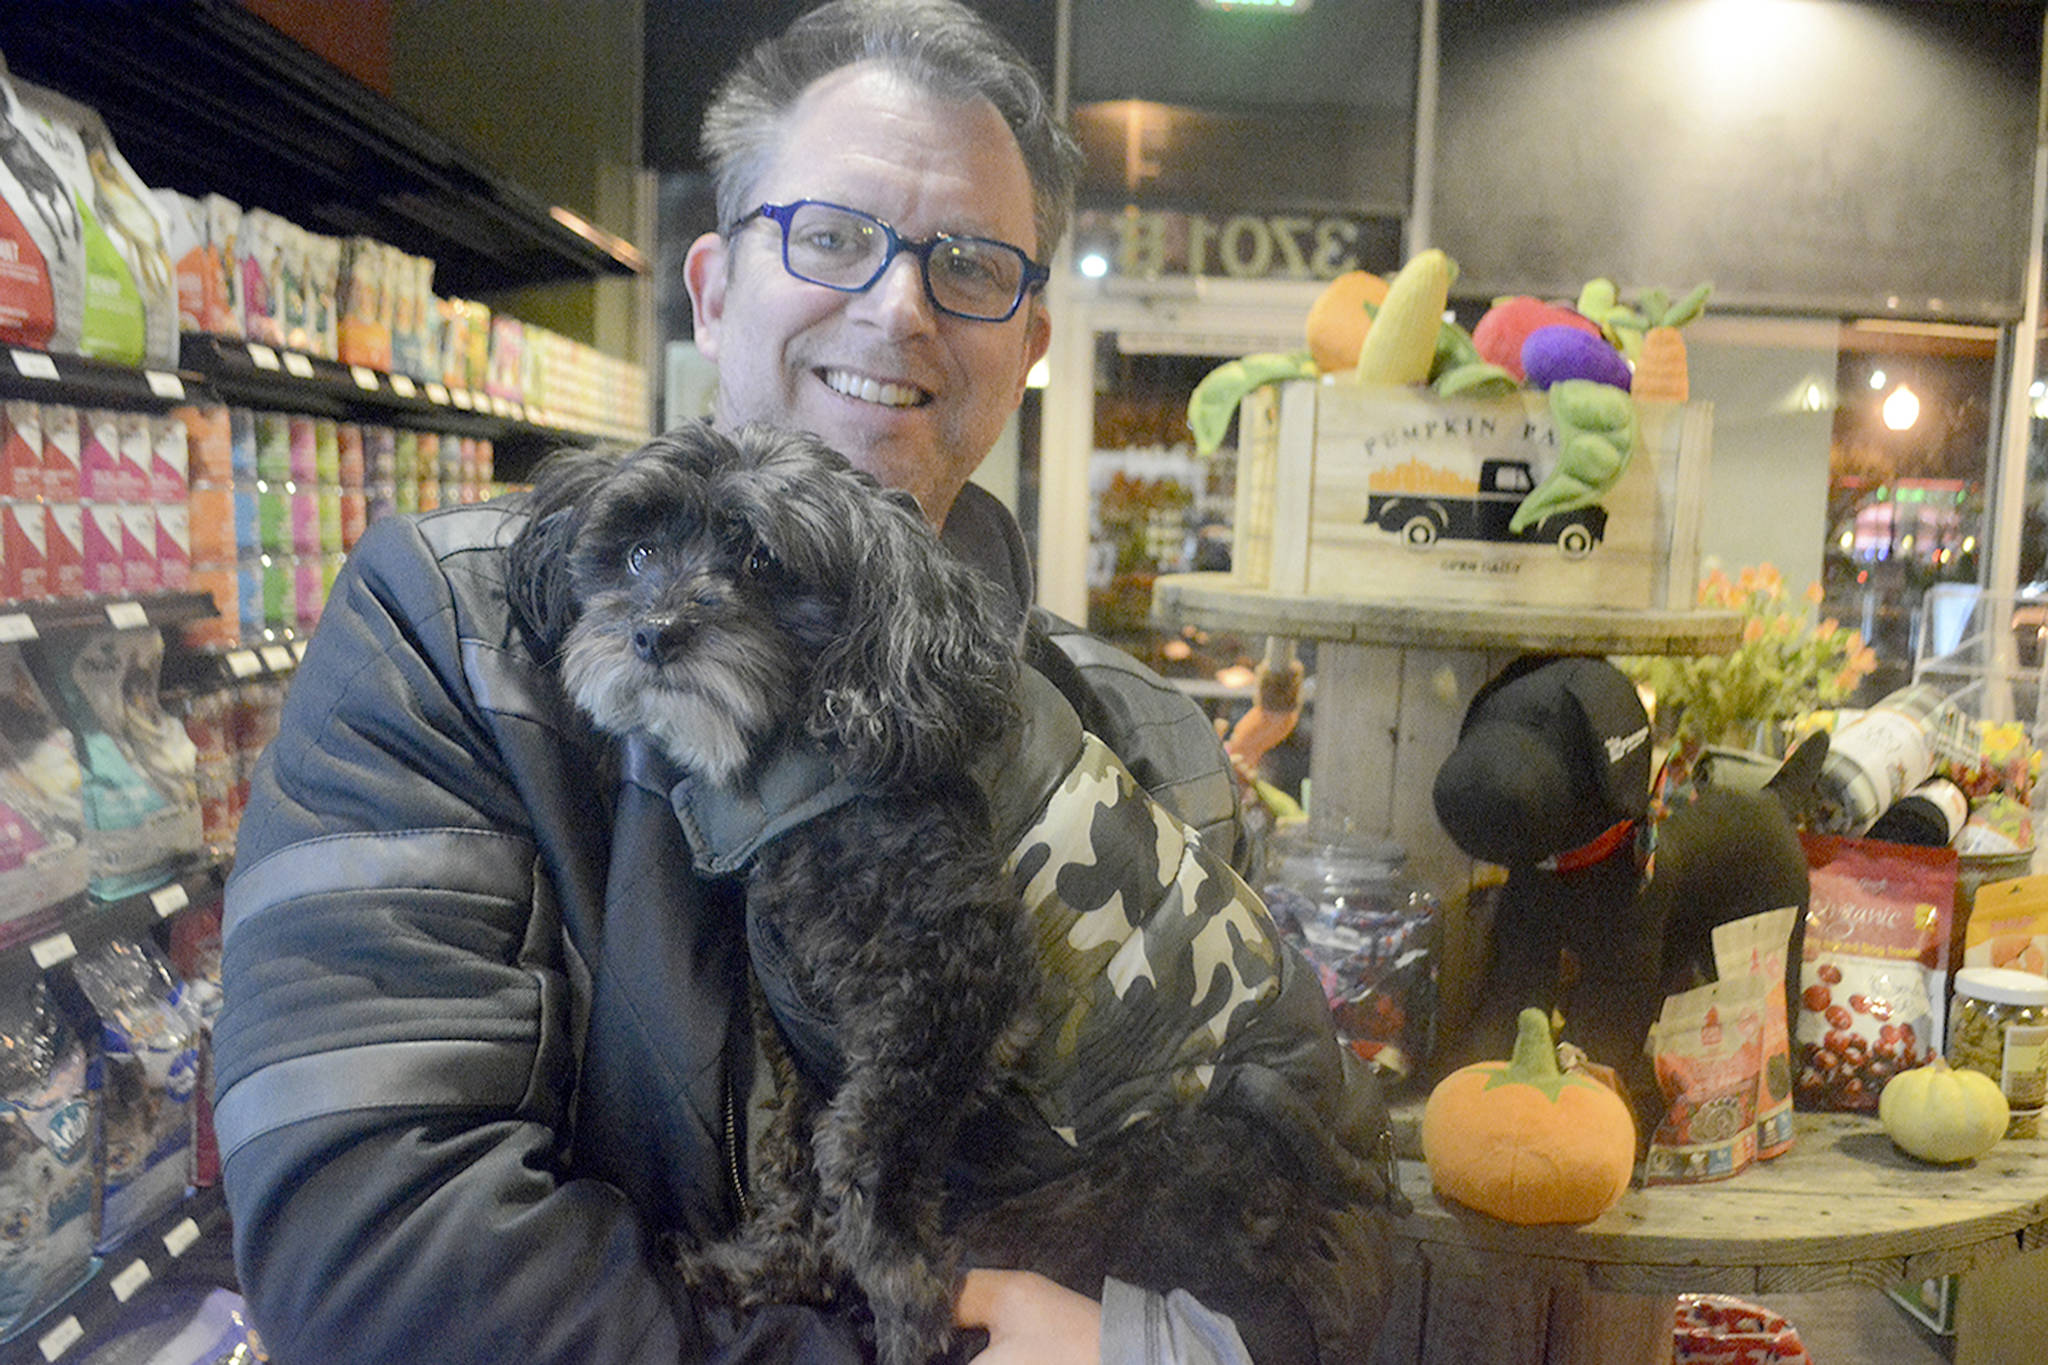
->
[730,200,1048,323]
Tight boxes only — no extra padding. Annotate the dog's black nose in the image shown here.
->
[632,621,686,664]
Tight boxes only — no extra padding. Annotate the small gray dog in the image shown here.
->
[511,420,1029,1364]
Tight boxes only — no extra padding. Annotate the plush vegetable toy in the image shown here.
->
[1470,296,1602,382]
[1354,248,1455,386]
[1303,268,1388,373]
[1507,379,1639,534]
[1422,1007,1636,1225]
[1878,1057,2008,1164]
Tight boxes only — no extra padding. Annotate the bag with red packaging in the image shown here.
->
[1672,1294,1813,1365]
[1795,835,1956,1112]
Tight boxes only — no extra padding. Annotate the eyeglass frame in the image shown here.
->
[727,199,1050,323]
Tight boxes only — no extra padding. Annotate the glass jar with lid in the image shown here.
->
[1946,966,2048,1138]
[1260,823,1438,1078]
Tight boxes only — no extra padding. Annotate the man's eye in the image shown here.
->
[627,543,654,574]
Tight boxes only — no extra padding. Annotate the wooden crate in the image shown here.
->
[1232,379,1711,612]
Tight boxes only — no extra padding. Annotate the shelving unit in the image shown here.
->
[23,1187,232,1365]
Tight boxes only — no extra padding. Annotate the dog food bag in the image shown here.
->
[74,935,201,1251]
[0,61,79,356]
[201,194,245,339]
[10,78,172,368]
[0,978,97,1342]
[237,208,286,348]
[155,188,210,335]
[305,230,340,361]
[168,902,224,1188]
[40,403,78,501]
[31,626,202,901]
[1712,905,1798,1159]
[0,642,86,930]
[1645,979,1764,1185]
[337,237,391,370]
[1795,834,1955,1112]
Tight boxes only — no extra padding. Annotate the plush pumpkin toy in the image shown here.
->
[1422,1007,1637,1224]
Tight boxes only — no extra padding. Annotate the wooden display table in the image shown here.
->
[1151,573,1739,1032]
[1371,1107,2048,1364]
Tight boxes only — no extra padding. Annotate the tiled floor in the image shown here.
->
[1756,1288,1952,1364]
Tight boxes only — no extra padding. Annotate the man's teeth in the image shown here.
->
[823,369,925,407]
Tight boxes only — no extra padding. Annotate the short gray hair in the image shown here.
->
[700,0,1082,263]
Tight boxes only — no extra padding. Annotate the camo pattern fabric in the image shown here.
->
[1004,731,1283,1147]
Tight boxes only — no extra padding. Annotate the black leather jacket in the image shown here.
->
[212,492,1381,1363]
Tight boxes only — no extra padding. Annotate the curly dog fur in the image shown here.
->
[508,420,1385,1364]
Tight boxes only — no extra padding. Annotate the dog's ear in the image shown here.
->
[505,446,624,654]
[726,427,1019,785]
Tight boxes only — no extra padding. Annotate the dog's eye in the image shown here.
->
[627,542,654,575]
[746,543,778,576]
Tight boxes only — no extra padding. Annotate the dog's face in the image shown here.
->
[510,421,1020,788]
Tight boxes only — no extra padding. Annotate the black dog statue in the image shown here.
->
[1431,654,1819,1133]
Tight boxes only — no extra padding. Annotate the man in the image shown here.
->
[214,4,1384,1361]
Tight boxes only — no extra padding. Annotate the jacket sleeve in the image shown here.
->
[210,512,864,1364]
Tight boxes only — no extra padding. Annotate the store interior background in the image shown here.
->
[109,1,2048,1359]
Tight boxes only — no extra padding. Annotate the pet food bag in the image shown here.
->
[1795,834,1955,1112]
[1672,1294,1813,1365]
[0,979,97,1343]
[168,903,223,1188]
[1963,874,2048,975]
[75,936,201,1252]
[1645,979,1764,1185]
[0,642,87,933]
[237,208,287,348]
[31,627,202,901]
[9,78,175,368]
[1711,905,1798,1159]
[0,60,79,356]
[68,1285,265,1365]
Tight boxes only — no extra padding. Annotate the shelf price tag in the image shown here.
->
[145,370,186,400]
[37,1314,83,1361]
[109,1258,152,1302]
[390,375,419,399]
[260,644,294,673]
[226,649,262,678]
[247,344,282,371]
[424,382,448,405]
[150,882,190,919]
[105,601,149,630]
[162,1217,201,1257]
[0,613,35,643]
[10,349,59,380]
[451,388,475,411]
[283,351,315,379]
[291,638,309,662]
[350,365,382,392]
[30,932,76,970]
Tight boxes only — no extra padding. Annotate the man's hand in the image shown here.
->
[954,1269,1102,1364]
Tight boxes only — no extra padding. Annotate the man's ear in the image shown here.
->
[1014,297,1052,406]
[683,230,729,363]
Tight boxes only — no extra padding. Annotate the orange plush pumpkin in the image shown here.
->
[1422,1008,1636,1225]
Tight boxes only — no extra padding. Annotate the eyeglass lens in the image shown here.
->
[780,202,1028,320]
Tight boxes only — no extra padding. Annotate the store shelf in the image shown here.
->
[0,592,220,647]
[0,857,226,998]
[0,348,201,414]
[14,1186,231,1364]
[177,334,633,456]
[0,0,642,297]
[161,636,305,696]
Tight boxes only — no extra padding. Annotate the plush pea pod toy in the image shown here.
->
[1508,379,1639,534]
[1186,349,1318,456]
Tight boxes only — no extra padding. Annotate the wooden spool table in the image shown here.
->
[1151,573,1739,1034]
[1371,1107,2048,1364]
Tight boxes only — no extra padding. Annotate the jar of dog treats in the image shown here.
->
[1261,825,1437,1077]
[1947,967,2048,1138]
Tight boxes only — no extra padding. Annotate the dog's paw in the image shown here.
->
[862,1257,957,1365]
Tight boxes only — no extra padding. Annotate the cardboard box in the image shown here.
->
[1231,379,1711,612]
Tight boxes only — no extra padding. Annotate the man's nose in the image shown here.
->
[850,252,938,334]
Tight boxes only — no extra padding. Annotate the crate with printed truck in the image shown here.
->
[1231,378,1711,613]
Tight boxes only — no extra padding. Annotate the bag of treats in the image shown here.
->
[1645,979,1764,1185]
[0,642,87,936]
[0,979,96,1342]
[1712,905,1798,1158]
[1962,873,2048,976]
[1796,834,1955,1111]
[74,936,202,1251]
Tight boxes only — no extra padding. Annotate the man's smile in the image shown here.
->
[820,367,931,408]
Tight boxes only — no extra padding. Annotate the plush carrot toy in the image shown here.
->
[1630,282,1711,404]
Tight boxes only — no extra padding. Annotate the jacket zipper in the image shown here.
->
[724,1065,752,1221]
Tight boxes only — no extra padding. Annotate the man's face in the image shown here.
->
[685,62,1052,524]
